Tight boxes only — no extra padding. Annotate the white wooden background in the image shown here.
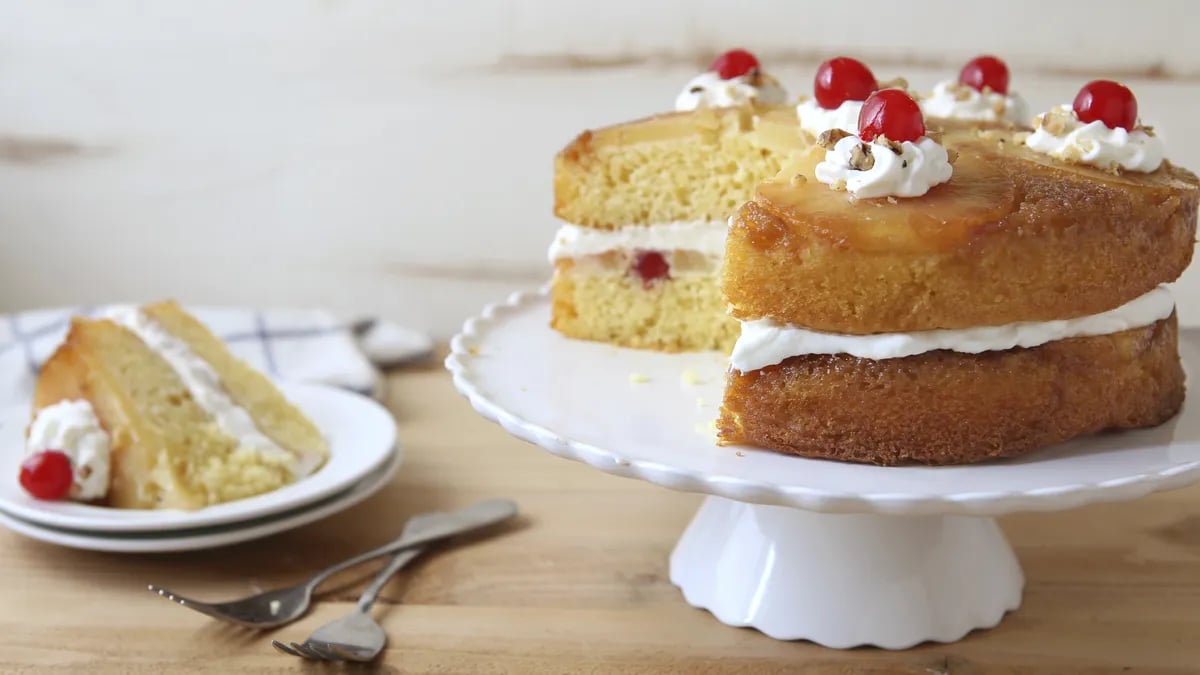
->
[1,1,1197,337]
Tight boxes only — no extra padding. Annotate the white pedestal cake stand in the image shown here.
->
[446,291,1200,649]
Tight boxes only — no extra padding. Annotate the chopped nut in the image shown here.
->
[991,99,1007,117]
[886,196,898,204]
[945,82,973,101]
[848,142,876,170]
[790,173,808,185]
[946,148,960,164]
[874,135,904,155]
[816,128,853,149]
[1038,107,1075,135]
[689,86,704,94]
[1141,125,1157,136]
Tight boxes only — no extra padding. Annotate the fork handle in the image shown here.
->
[305,498,517,591]
[355,547,423,613]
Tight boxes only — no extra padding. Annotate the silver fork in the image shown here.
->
[272,513,435,661]
[147,498,517,628]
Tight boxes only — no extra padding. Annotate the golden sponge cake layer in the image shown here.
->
[554,105,807,229]
[717,315,1184,465]
[724,132,1199,334]
[550,258,738,352]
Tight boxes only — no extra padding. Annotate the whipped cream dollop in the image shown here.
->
[106,308,321,477]
[548,221,728,261]
[1025,104,1164,172]
[675,71,787,111]
[26,400,111,501]
[815,134,954,199]
[920,80,1029,124]
[731,286,1175,372]
[796,98,863,137]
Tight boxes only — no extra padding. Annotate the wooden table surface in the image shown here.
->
[2,355,1200,674]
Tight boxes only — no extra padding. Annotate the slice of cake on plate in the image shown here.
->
[550,49,808,352]
[718,81,1197,464]
[20,301,329,508]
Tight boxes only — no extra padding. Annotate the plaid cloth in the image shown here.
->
[0,305,433,408]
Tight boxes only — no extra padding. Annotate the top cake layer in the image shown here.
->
[724,123,1200,334]
[554,105,808,230]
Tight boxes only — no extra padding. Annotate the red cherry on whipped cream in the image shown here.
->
[858,89,926,143]
[632,251,670,288]
[1073,80,1138,131]
[814,57,878,110]
[959,55,1010,94]
[709,49,760,80]
[19,450,73,501]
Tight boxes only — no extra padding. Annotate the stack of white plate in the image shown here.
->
[0,383,400,552]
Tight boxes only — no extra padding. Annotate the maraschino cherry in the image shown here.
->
[632,251,670,288]
[814,57,878,109]
[19,450,73,501]
[858,89,926,143]
[959,55,1010,94]
[709,49,760,80]
[1073,80,1138,131]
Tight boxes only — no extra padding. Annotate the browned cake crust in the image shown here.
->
[717,315,1184,465]
[723,131,1200,334]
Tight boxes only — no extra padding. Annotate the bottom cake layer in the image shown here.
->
[550,256,737,352]
[717,315,1184,465]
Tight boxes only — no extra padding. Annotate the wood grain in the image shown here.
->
[1,357,1200,673]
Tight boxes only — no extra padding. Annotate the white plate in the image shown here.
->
[447,291,1200,517]
[0,382,396,532]
[0,445,402,552]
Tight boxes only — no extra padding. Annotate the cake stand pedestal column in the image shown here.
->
[668,496,1023,648]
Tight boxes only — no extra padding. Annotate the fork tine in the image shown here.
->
[146,586,231,621]
[271,640,304,657]
[303,642,344,661]
[291,642,329,661]
[326,642,370,662]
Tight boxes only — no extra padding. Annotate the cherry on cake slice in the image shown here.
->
[24,301,329,508]
[718,84,1198,465]
[549,49,808,353]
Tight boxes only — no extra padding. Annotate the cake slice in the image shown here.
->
[549,49,808,352]
[718,81,1197,465]
[22,301,329,508]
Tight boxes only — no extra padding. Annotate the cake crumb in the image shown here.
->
[886,196,898,204]
[629,373,651,384]
[680,369,702,386]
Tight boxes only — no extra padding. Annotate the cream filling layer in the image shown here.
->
[730,286,1175,373]
[107,308,317,478]
[548,221,728,261]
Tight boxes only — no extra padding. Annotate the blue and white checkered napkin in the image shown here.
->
[0,305,434,408]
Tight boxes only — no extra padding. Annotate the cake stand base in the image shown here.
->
[669,496,1024,649]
